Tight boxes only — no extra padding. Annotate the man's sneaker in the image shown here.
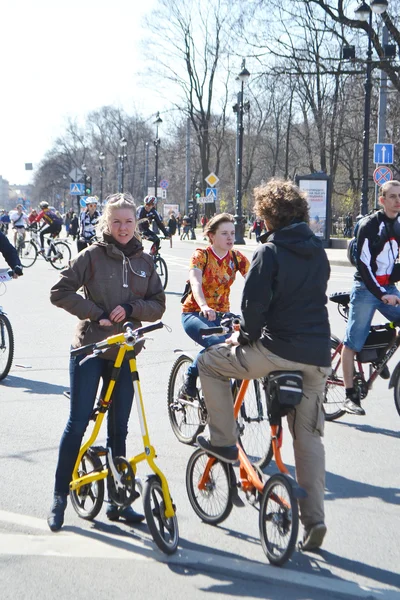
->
[47,492,68,532]
[106,503,145,523]
[344,397,366,416]
[179,375,197,400]
[197,435,238,464]
[300,522,327,552]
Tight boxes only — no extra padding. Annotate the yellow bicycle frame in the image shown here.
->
[69,329,175,518]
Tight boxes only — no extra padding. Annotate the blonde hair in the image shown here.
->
[381,180,400,197]
[97,192,137,235]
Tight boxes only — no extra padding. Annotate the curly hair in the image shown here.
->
[253,179,309,231]
[97,192,137,235]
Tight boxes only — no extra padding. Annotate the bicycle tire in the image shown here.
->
[48,241,71,270]
[259,473,299,566]
[155,256,168,290]
[393,373,400,417]
[324,338,346,421]
[143,475,179,555]
[0,314,14,380]
[18,240,37,268]
[186,448,233,525]
[167,354,206,444]
[238,379,273,469]
[70,451,105,520]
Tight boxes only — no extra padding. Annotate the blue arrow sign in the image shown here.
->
[206,187,217,200]
[374,143,394,165]
[70,182,85,195]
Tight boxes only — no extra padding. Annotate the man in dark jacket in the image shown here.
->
[197,178,331,552]
[0,231,23,277]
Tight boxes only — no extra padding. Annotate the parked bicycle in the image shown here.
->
[186,324,305,566]
[325,291,400,420]
[0,269,15,380]
[69,321,179,555]
[18,226,71,270]
[167,315,272,469]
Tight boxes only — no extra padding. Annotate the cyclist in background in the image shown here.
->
[136,196,169,252]
[0,210,11,235]
[77,196,100,252]
[0,230,23,277]
[180,213,249,398]
[10,204,28,247]
[31,201,63,253]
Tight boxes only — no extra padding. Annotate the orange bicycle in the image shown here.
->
[185,322,305,566]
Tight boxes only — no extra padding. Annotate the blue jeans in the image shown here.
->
[54,355,134,495]
[344,281,400,352]
[181,312,229,379]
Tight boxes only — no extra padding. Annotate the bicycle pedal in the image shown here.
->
[88,445,107,457]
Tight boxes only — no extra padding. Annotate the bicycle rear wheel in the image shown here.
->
[0,314,14,380]
[49,241,71,270]
[167,354,206,444]
[259,473,299,566]
[70,451,105,520]
[18,240,37,268]
[186,448,233,525]
[155,256,168,289]
[324,337,346,421]
[237,379,273,469]
[143,475,179,555]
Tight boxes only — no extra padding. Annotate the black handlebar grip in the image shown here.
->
[199,327,225,336]
[70,343,96,357]
[136,321,164,336]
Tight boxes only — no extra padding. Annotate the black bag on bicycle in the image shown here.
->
[267,371,303,425]
[357,328,396,363]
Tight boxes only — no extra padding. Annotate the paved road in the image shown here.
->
[0,237,399,600]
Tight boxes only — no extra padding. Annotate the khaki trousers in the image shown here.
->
[197,340,330,528]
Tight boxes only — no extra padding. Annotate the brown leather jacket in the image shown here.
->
[50,235,165,358]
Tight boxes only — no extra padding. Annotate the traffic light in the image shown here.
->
[85,175,92,196]
[195,182,201,202]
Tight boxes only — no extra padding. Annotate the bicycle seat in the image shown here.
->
[329,292,350,306]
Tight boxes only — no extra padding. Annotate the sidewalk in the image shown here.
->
[180,229,350,267]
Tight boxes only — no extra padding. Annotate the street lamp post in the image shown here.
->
[99,152,105,202]
[355,0,389,216]
[119,138,127,193]
[154,112,163,200]
[233,59,250,245]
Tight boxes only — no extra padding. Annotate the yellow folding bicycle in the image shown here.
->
[68,321,179,555]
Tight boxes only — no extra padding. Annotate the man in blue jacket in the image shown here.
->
[0,231,23,277]
[197,178,331,552]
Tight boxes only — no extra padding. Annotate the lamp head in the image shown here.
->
[355,1,371,21]
[371,0,388,13]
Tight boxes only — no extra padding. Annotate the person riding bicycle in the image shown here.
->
[77,196,100,252]
[181,213,249,398]
[47,192,165,532]
[136,195,169,252]
[196,179,331,552]
[31,201,63,253]
[0,230,23,277]
[10,204,28,247]
[341,180,400,416]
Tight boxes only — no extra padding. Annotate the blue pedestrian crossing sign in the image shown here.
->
[374,143,394,165]
[70,182,85,195]
[206,187,217,201]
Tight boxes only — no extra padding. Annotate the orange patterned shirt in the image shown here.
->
[182,246,250,313]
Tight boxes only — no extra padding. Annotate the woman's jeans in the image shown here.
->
[181,312,229,379]
[54,356,134,495]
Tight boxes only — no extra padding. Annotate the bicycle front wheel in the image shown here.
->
[0,314,14,380]
[324,338,346,421]
[49,241,71,270]
[238,379,273,469]
[393,372,400,417]
[155,256,168,289]
[18,240,37,268]
[259,473,299,566]
[167,354,206,444]
[143,475,179,555]
[186,448,233,525]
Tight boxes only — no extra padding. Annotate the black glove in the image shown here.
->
[13,265,23,276]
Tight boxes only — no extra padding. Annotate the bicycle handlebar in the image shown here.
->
[199,326,227,336]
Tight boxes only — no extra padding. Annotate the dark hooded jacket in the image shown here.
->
[239,221,331,367]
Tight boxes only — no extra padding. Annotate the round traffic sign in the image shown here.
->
[373,166,393,186]
[160,179,169,189]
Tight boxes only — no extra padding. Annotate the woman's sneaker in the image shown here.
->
[47,493,68,532]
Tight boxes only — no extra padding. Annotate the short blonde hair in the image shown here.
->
[380,180,400,197]
[97,192,136,235]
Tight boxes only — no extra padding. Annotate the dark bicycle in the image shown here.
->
[325,291,400,420]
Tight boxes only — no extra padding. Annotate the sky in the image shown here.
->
[1,0,161,186]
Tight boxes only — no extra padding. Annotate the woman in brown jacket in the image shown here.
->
[47,193,165,532]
